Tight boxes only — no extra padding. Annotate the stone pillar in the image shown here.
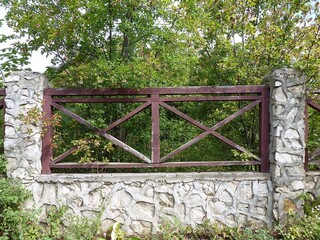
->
[4,72,49,182]
[267,68,306,223]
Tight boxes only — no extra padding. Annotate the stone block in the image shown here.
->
[131,202,155,220]
[286,107,298,123]
[218,190,234,206]
[273,104,285,115]
[110,189,132,209]
[238,182,254,200]
[274,87,287,102]
[190,206,206,224]
[274,125,283,137]
[275,153,302,164]
[291,181,304,191]
[285,166,305,177]
[6,74,20,82]
[158,193,174,207]
[255,206,266,215]
[284,128,300,140]
[186,193,204,207]
[208,201,227,215]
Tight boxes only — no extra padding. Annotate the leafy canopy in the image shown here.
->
[0,0,319,87]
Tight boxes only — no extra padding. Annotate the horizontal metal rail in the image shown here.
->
[45,85,268,96]
[51,161,262,169]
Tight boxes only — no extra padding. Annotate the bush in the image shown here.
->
[0,155,6,175]
[0,178,39,240]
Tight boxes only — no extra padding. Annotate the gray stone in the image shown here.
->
[209,201,227,215]
[284,129,299,140]
[291,181,304,191]
[268,68,306,224]
[186,193,204,207]
[6,74,20,82]
[286,107,298,123]
[274,125,283,137]
[110,189,132,209]
[131,202,155,220]
[274,87,287,102]
[219,190,233,206]
[158,193,174,207]
[274,81,282,86]
[274,105,285,115]
[190,206,206,223]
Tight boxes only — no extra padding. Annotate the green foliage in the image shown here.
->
[0,154,6,174]
[18,106,61,137]
[0,179,30,213]
[140,218,276,240]
[61,211,103,240]
[1,0,320,169]
[275,198,320,240]
[306,100,320,170]
[139,209,320,240]
[0,178,36,240]
[72,137,114,164]
[1,0,319,87]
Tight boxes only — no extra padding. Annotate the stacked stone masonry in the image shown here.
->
[266,68,306,222]
[34,172,272,235]
[4,72,49,181]
[3,69,320,234]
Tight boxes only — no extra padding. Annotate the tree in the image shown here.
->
[1,0,319,87]
[1,0,200,87]
[0,0,319,168]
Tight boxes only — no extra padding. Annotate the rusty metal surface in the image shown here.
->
[41,94,53,174]
[307,98,320,111]
[45,86,267,96]
[42,86,270,173]
[259,87,270,173]
[51,160,261,169]
[306,97,320,169]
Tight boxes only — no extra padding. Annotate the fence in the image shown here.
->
[42,86,269,174]
[2,69,320,234]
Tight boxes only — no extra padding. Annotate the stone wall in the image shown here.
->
[33,172,272,234]
[3,69,320,234]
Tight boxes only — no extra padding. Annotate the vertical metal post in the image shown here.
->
[304,100,309,171]
[151,94,160,163]
[1,99,5,154]
[0,68,6,151]
[41,90,52,174]
[260,86,270,172]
